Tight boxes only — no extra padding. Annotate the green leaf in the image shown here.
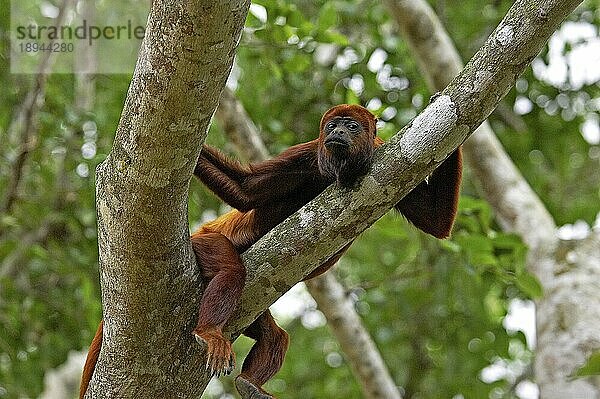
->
[286,8,304,28]
[573,352,600,377]
[492,233,524,250]
[268,60,283,80]
[457,196,493,232]
[470,252,498,267]
[316,30,349,45]
[345,90,359,105]
[318,3,337,30]
[455,234,494,253]
[283,54,311,73]
[516,273,543,298]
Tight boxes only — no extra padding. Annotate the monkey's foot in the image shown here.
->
[193,328,235,377]
[235,375,276,399]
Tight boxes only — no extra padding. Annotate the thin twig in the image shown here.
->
[1,0,71,215]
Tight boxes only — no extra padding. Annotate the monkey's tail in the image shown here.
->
[79,320,103,399]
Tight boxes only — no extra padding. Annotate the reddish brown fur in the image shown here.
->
[79,320,103,399]
[79,104,462,399]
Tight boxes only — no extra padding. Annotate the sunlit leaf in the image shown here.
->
[516,273,544,298]
[573,352,600,377]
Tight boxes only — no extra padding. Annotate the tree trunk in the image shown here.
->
[87,1,250,397]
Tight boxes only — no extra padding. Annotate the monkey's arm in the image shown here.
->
[197,145,251,181]
[195,142,320,211]
[395,148,462,239]
[194,145,257,210]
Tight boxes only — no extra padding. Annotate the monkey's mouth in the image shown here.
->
[324,137,350,152]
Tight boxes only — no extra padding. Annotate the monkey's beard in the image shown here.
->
[317,147,373,188]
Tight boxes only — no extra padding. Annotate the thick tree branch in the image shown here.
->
[384,0,558,276]
[214,90,402,399]
[223,0,581,341]
[89,1,250,397]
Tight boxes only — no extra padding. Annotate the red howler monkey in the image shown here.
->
[80,104,462,399]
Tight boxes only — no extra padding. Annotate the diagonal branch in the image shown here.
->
[383,0,558,278]
[223,0,582,340]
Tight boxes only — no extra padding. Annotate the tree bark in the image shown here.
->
[88,1,250,397]
[384,0,600,396]
[536,230,600,398]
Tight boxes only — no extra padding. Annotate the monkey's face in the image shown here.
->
[317,104,377,187]
[318,115,375,187]
[322,116,363,156]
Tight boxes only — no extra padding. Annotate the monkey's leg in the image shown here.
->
[191,232,246,377]
[235,311,289,399]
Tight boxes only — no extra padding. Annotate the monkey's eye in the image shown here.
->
[347,121,360,131]
[325,121,336,131]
